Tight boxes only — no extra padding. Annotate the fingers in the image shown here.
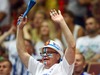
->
[50,9,61,17]
[50,9,58,16]
[25,16,28,22]
[18,16,23,22]
[58,10,61,15]
[17,15,27,25]
[18,15,27,21]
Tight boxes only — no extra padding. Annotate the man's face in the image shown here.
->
[25,40,34,55]
[41,48,60,68]
[74,54,86,73]
[86,18,99,34]
[0,61,11,75]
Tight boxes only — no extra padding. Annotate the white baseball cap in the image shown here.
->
[39,40,64,58]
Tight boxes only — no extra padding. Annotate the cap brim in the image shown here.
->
[39,45,58,52]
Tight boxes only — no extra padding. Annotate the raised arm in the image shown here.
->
[0,26,15,44]
[16,16,30,68]
[50,10,76,64]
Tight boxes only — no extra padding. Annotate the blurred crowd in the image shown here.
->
[0,0,100,75]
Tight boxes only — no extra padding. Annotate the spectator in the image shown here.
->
[0,26,34,75]
[66,0,92,27]
[92,0,100,34]
[76,17,100,62]
[35,19,63,56]
[62,9,85,48]
[73,53,91,75]
[24,10,47,43]
[16,9,75,75]
[0,0,10,26]
[0,46,8,59]
[13,39,34,75]
[0,57,12,75]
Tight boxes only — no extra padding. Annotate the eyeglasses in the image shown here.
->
[40,52,58,57]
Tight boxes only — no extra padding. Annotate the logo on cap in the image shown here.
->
[45,40,50,46]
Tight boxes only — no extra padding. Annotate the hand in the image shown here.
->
[50,9,64,23]
[17,15,27,29]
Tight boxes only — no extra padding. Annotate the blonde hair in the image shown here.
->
[40,19,56,40]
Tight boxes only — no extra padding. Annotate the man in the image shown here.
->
[63,10,84,40]
[66,0,92,27]
[62,9,84,48]
[13,39,34,75]
[17,9,76,75]
[0,26,34,75]
[0,57,12,75]
[73,53,91,75]
[76,17,100,62]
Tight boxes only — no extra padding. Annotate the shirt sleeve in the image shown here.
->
[28,56,43,75]
[60,56,74,74]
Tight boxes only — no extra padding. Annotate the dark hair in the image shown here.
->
[63,8,75,19]
[0,46,7,55]
[0,57,12,68]
[24,39,33,46]
[86,17,99,24]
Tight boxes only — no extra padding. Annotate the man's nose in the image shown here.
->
[0,67,3,71]
[75,61,78,65]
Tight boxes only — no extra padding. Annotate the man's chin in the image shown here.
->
[87,30,97,34]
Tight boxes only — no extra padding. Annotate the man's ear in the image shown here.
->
[57,54,60,61]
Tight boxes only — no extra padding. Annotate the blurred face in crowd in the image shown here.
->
[63,13,74,25]
[0,61,12,75]
[74,53,86,73]
[25,40,34,55]
[41,47,60,69]
[40,21,50,36]
[85,17,99,34]
[33,12,45,28]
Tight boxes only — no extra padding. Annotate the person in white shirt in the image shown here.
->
[0,26,33,75]
[76,17,100,62]
[62,9,85,48]
[17,9,76,75]
[35,19,63,56]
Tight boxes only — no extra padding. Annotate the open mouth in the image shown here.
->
[43,56,49,60]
